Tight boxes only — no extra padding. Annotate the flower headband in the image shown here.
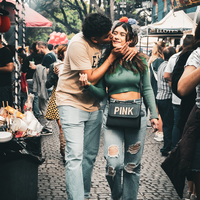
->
[111,17,140,35]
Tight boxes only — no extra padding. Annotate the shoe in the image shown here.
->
[154,131,164,142]
[190,194,197,200]
[41,130,53,136]
[185,191,192,200]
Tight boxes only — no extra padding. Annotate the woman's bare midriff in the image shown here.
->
[110,91,141,100]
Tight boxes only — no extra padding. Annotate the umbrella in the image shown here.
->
[0,0,52,27]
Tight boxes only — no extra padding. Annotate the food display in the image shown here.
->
[0,98,43,142]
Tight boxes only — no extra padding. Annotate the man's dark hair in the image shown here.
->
[37,41,47,48]
[163,46,176,61]
[183,34,194,47]
[54,44,59,49]
[0,34,2,41]
[82,13,112,39]
[48,44,53,51]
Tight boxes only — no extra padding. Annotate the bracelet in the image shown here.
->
[107,57,113,66]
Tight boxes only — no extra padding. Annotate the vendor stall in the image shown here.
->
[0,97,44,200]
[140,10,197,52]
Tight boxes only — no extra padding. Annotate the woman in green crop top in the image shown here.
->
[80,18,159,200]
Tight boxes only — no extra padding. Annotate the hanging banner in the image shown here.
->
[147,27,191,36]
[174,0,200,11]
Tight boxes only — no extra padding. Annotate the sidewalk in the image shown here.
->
[37,121,187,200]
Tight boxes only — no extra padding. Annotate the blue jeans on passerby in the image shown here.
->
[58,105,103,200]
[103,99,147,200]
[172,104,181,150]
[157,99,174,155]
[24,80,40,118]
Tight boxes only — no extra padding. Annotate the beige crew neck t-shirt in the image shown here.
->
[56,32,102,112]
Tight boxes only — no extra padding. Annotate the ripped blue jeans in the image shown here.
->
[103,98,147,200]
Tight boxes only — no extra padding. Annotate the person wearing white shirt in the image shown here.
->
[164,51,181,150]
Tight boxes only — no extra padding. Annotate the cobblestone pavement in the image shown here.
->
[37,121,187,200]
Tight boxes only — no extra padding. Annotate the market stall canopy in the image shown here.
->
[0,0,52,27]
[141,10,196,37]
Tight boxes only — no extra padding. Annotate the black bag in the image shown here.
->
[106,75,143,129]
[106,101,141,129]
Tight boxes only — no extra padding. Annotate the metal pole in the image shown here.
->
[14,0,20,109]
[22,0,26,54]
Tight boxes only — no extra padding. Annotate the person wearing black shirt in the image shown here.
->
[29,41,56,135]
[0,35,14,107]
[21,41,44,118]
[35,41,56,69]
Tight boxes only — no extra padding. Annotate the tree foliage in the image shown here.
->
[26,0,152,45]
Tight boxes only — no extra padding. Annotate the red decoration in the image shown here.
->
[0,16,11,33]
[48,31,68,46]
[119,17,128,23]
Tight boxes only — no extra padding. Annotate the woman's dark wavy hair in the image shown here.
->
[181,21,200,55]
[82,13,112,39]
[57,44,68,61]
[104,22,148,75]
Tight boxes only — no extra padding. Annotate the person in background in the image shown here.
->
[156,46,176,157]
[34,41,57,70]
[164,35,194,152]
[30,41,57,135]
[56,13,138,200]
[157,41,166,50]
[79,19,159,200]
[176,23,200,200]
[21,41,44,118]
[0,34,14,107]
[45,44,67,161]
[48,43,57,58]
[171,34,197,200]
[148,42,164,142]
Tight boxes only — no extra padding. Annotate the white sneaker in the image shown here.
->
[154,131,164,142]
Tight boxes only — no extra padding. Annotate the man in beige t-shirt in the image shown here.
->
[56,13,133,200]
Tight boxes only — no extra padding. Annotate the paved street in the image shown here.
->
[37,121,187,200]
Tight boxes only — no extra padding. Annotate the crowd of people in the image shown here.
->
[1,12,200,200]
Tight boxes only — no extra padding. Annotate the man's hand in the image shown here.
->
[29,62,36,70]
[111,42,129,59]
[123,46,138,61]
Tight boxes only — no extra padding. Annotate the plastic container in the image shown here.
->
[0,132,12,143]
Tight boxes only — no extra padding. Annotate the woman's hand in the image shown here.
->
[54,66,60,75]
[150,118,159,133]
[79,73,91,87]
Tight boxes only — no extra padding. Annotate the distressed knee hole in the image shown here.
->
[106,166,116,177]
[127,142,141,154]
[108,145,119,157]
[124,163,137,174]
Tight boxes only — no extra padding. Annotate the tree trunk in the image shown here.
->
[110,0,114,22]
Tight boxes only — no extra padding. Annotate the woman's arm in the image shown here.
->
[141,59,159,120]
[79,73,106,101]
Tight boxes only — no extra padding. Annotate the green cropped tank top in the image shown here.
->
[86,57,158,119]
